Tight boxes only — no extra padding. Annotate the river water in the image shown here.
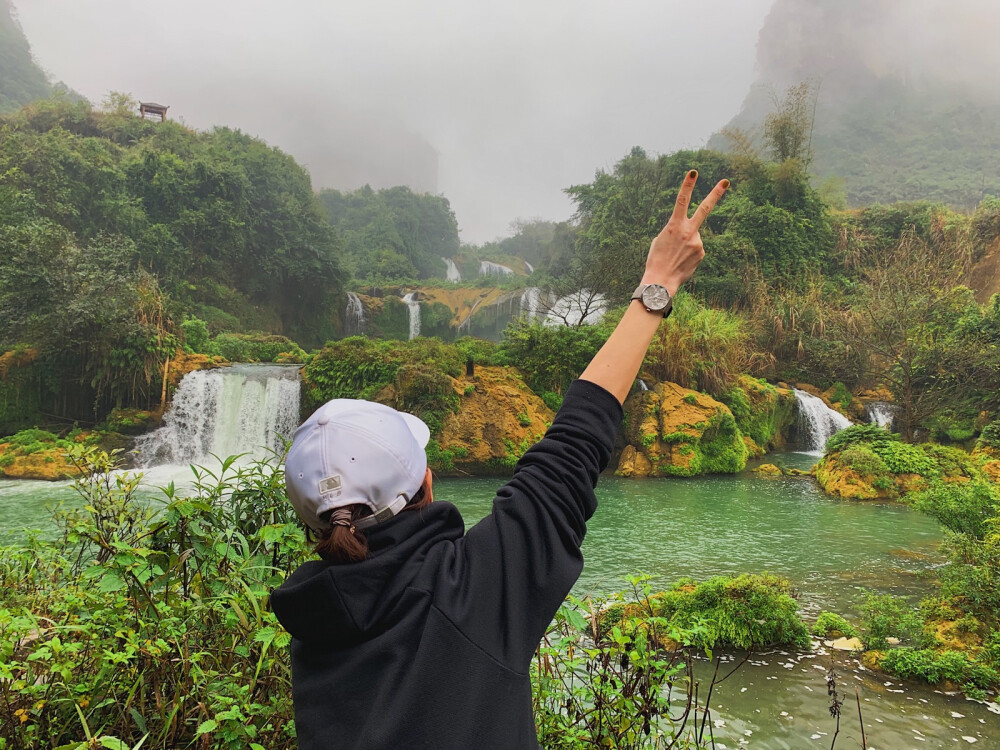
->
[1,460,997,747]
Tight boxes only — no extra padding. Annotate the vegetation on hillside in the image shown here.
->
[0,0,50,113]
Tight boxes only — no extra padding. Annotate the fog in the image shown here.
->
[14,0,772,242]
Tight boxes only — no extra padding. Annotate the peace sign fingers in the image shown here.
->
[690,179,731,229]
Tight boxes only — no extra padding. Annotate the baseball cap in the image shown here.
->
[284,399,431,532]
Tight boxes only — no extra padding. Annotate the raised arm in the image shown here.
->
[580,170,729,402]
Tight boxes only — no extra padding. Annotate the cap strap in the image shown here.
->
[354,493,409,529]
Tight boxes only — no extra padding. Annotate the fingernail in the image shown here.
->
[721,179,731,190]
[688,170,697,179]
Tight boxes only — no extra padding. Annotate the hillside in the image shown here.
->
[711,0,1000,209]
[0,0,50,112]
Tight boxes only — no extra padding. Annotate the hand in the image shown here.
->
[641,170,729,296]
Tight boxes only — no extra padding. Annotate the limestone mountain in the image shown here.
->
[711,0,1000,209]
[0,0,50,113]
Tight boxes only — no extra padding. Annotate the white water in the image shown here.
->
[479,260,514,278]
[524,260,534,274]
[133,364,301,467]
[401,292,421,339]
[866,400,897,430]
[637,379,649,392]
[442,257,461,282]
[345,292,365,335]
[545,289,608,327]
[519,287,542,320]
[793,389,852,454]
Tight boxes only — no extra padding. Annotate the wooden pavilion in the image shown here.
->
[139,102,169,121]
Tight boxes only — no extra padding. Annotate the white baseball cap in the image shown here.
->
[284,399,431,532]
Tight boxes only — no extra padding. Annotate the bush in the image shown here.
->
[181,315,211,353]
[812,611,859,639]
[825,424,900,455]
[609,573,810,651]
[860,593,927,650]
[499,318,613,396]
[910,479,1000,540]
[211,332,306,363]
[0,448,306,749]
[879,649,1000,690]
[838,445,890,478]
[977,419,1000,451]
[877,441,940,476]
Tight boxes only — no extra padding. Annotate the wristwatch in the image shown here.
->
[631,283,673,316]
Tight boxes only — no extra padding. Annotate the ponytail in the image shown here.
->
[312,487,431,563]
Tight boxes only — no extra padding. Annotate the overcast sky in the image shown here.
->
[15,0,773,242]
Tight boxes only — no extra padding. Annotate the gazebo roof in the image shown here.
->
[139,102,168,109]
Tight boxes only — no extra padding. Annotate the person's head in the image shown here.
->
[284,399,433,563]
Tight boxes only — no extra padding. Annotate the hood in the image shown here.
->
[270,501,465,645]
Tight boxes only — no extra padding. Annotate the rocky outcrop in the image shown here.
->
[720,375,797,455]
[616,381,749,478]
[432,366,554,476]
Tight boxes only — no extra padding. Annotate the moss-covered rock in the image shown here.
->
[433,366,553,476]
[721,376,797,453]
[617,381,748,477]
[753,463,784,478]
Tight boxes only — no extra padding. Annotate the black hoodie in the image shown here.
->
[270,379,622,750]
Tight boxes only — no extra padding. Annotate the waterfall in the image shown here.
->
[442,257,461,282]
[479,260,514,278]
[519,287,541,320]
[793,389,852,453]
[637,379,649,392]
[402,292,421,339]
[545,289,608,327]
[524,260,534,274]
[134,364,301,467]
[866,401,897,430]
[345,292,365,335]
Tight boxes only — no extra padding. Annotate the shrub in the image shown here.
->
[919,443,975,478]
[838,445,890,478]
[877,441,940,476]
[879,649,1000,690]
[211,332,306,363]
[812,611,859,639]
[977,420,1000,451]
[860,593,927,650]
[499,318,613,396]
[910,479,1000,540]
[827,382,852,408]
[621,573,811,651]
[825,424,900,455]
[181,315,211,353]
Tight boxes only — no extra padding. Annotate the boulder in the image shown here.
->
[617,381,748,477]
[433,366,554,475]
[753,463,784,478]
[827,636,864,651]
[720,376,797,453]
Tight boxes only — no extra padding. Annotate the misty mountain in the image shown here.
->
[711,0,1000,208]
[0,0,49,112]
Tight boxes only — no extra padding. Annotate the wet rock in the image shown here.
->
[617,380,748,477]
[827,636,864,651]
[753,463,784,478]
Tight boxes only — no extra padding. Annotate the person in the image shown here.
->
[270,171,729,750]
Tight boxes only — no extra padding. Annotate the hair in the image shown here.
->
[311,486,431,563]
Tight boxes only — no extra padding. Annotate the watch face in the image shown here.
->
[641,284,671,310]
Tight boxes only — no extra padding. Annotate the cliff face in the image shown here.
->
[711,0,1000,209]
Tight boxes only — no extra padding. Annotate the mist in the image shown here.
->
[14,0,771,242]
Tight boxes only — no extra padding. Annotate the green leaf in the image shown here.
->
[98,573,125,593]
[196,719,218,736]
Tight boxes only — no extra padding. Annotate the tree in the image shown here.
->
[762,82,816,165]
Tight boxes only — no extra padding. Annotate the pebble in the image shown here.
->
[962,737,978,744]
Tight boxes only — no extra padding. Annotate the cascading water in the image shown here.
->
[637,379,649,392]
[524,260,534,274]
[479,260,514,278]
[442,257,461,282]
[134,364,301,467]
[793,389,852,453]
[519,287,541,320]
[345,292,365,335]
[545,289,607,327]
[865,401,897,430]
[401,292,421,339]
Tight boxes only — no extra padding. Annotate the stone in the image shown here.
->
[753,463,784,477]
[616,380,748,478]
[827,636,864,651]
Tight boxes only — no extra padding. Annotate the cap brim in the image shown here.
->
[398,412,431,449]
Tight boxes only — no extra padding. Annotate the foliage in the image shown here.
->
[180,316,210,353]
[812,611,859,640]
[762,83,816,165]
[860,593,927,650]
[825,424,900,455]
[644,293,762,397]
[209,333,305,364]
[836,445,889,479]
[720,378,795,452]
[499,317,614,396]
[878,648,999,690]
[978,420,1000,451]
[535,577,720,750]
[600,574,809,651]
[318,185,459,281]
[0,448,306,749]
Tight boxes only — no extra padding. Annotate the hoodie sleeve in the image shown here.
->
[432,378,622,671]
